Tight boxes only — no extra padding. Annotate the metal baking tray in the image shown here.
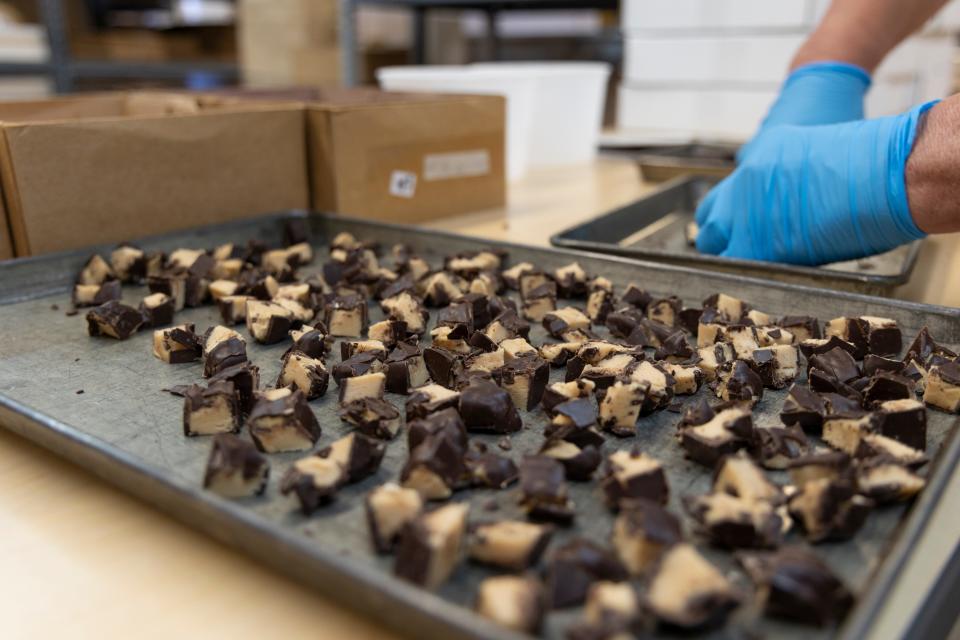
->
[551,175,923,297]
[1,212,958,640]
[633,144,737,183]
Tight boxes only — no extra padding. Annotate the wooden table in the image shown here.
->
[2,156,958,639]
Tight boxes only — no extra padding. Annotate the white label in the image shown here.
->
[389,170,417,198]
[423,150,490,181]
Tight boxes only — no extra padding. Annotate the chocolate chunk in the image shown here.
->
[332,351,385,386]
[280,454,345,514]
[702,293,752,324]
[875,398,926,450]
[677,307,703,335]
[647,296,681,327]
[611,498,682,575]
[494,354,549,411]
[421,271,466,307]
[209,279,240,301]
[140,292,176,328]
[778,315,821,342]
[86,300,143,340]
[430,324,472,356]
[423,346,464,389]
[319,432,386,483]
[905,326,957,363]
[476,575,544,634]
[465,451,518,489]
[620,284,651,311]
[923,362,960,412]
[856,458,925,503]
[752,424,809,469]
[324,294,368,337]
[679,403,753,466]
[368,318,408,349]
[381,291,428,335]
[521,282,558,322]
[469,520,552,571]
[110,244,147,283]
[678,397,715,428]
[245,300,294,344]
[714,451,783,503]
[202,433,269,498]
[246,388,321,453]
[394,502,470,590]
[517,270,552,300]
[183,381,240,437]
[402,411,469,500]
[541,306,591,340]
[236,271,278,300]
[573,352,637,389]
[152,323,201,364]
[825,316,870,359]
[697,342,736,381]
[863,354,904,377]
[539,439,601,481]
[862,371,915,407]
[861,316,902,356]
[208,362,260,415]
[598,378,645,437]
[217,295,253,325]
[644,544,741,629]
[546,399,605,448]
[661,363,703,396]
[338,397,402,439]
[654,331,695,362]
[484,309,532,345]
[405,383,460,420]
[747,345,799,389]
[553,261,589,298]
[76,253,115,285]
[338,371,386,405]
[147,273,187,311]
[798,335,859,360]
[460,380,523,433]
[340,339,387,361]
[544,538,628,608]
[276,351,329,400]
[737,547,852,626]
[586,287,615,324]
[365,483,424,553]
[787,478,872,542]
[286,325,332,360]
[542,379,596,414]
[780,385,826,433]
[202,325,248,377]
[822,413,876,456]
[855,433,927,468]
[519,455,576,524]
[808,368,862,402]
[601,449,668,509]
[821,391,863,415]
[570,581,640,640]
[713,360,764,405]
[501,262,535,290]
[685,492,783,549]
[73,279,121,308]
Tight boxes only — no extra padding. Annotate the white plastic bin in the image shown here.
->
[474,62,612,168]
[377,65,535,181]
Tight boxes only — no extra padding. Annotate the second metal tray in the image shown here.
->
[551,175,922,297]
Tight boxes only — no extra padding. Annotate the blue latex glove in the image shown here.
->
[738,61,872,162]
[695,101,935,266]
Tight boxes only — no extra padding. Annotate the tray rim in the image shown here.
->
[549,174,923,288]
[0,210,957,640]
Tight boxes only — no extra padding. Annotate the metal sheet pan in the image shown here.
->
[0,212,957,640]
[550,175,923,297]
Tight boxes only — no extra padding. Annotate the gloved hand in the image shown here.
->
[738,61,872,161]
[695,102,935,266]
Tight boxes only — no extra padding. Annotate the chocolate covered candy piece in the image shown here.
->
[246,388,321,453]
[679,404,753,466]
[476,575,544,634]
[574,352,638,389]
[697,342,736,381]
[544,538,628,608]
[394,502,470,590]
[202,325,248,377]
[402,411,469,500]
[460,380,522,433]
[618,283,650,310]
[332,351,385,385]
[495,354,549,411]
[276,351,329,400]
[521,282,558,322]
[684,492,783,549]
[601,450,668,510]
[863,354,904,377]
[751,423,810,470]
[381,291,428,335]
[365,483,424,553]
[861,316,902,356]
[208,279,239,301]
[611,498,682,575]
[787,478,872,542]
[661,362,704,395]
[110,244,146,283]
[748,345,799,389]
[553,261,589,298]
[545,398,604,448]
[446,249,503,278]
[539,439,601,481]
[140,292,176,327]
[856,458,925,503]
[714,451,782,503]
[405,383,460,420]
[778,315,821,342]
[338,397,402,439]
[542,379,596,414]
[647,296,681,327]
[906,326,957,363]
[875,398,926,450]
[645,544,741,629]
[703,292,752,324]
[280,455,345,514]
[422,346,464,388]
[788,451,853,488]
[825,316,870,358]
[286,324,332,360]
[715,360,764,405]
[573,581,640,639]
[798,335,859,360]
[86,300,143,340]
[430,324,472,354]
[654,331,695,363]
[469,520,553,570]
[319,432,386,483]
[862,370,915,407]
[519,455,576,524]
[543,306,591,339]
[152,323,201,363]
[218,295,253,325]
[148,273,187,311]
[923,362,960,412]
[183,381,241,437]
[780,385,827,433]
[629,360,675,412]
[245,300,294,344]
[465,450,519,489]
[421,271,465,307]
[368,318,408,348]
[501,261,535,290]
[202,433,269,498]
[323,294,368,337]
[738,547,852,626]
[73,280,121,308]
[855,433,927,468]
[483,308,531,344]
[77,254,114,285]
[208,362,260,415]
[598,378,645,437]
[340,339,387,361]
[586,287,615,324]
[338,371,386,405]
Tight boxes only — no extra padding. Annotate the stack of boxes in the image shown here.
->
[617,0,959,141]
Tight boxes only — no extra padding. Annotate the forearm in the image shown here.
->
[792,0,950,72]
[906,96,960,234]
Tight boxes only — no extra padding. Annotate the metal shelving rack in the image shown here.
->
[0,0,238,93]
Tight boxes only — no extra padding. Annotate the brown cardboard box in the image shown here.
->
[0,91,309,256]
[307,89,506,222]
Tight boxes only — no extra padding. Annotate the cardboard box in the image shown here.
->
[0,91,309,256]
[307,89,506,222]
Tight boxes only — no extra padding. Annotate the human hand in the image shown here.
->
[696,102,935,266]
[738,61,871,162]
